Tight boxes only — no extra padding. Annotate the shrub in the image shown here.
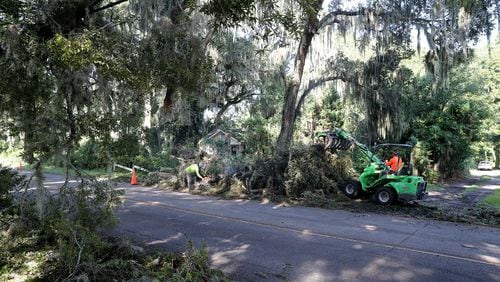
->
[109,134,143,166]
[0,140,9,152]
[71,139,108,169]
[347,146,371,174]
[0,166,24,206]
[134,153,179,172]
[412,142,441,183]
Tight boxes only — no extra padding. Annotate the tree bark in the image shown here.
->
[276,2,322,154]
[496,2,500,40]
[90,0,128,14]
[214,99,239,127]
[293,75,349,124]
[34,161,46,219]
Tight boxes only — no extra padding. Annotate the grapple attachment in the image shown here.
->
[326,137,352,150]
[316,130,353,151]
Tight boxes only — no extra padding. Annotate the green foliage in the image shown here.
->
[48,33,97,70]
[349,147,371,174]
[0,140,9,152]
[0,164,224,281]
[201,0,256,27]
[302,190,336,208]
[109,134,142,166]
[484,190,500,210]
[317,89,345,129]
[241,115,273,157]
[470,42,500,168]
[70,139,107,169]
[1,213,225,281]
[71,138,179,171]
[134,20,214,94]
[0,166,24,206]
[0,175,125,280]
[134,153,179,172]
[237,62,286,158]
[407,54,495,177]
[42,181,121,233]
[411,141,438,181]
[171,241,226,281]
[285,145,353,198]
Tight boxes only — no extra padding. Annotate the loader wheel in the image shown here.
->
[340,180,362,199]
[374,187,395,205]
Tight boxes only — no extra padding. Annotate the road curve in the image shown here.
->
[111,183,500,282]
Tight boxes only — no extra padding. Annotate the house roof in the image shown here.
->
[199,129,242,146]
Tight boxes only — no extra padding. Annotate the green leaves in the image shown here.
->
[407,42,499,177]
[48,34,95,70]
[201,0,257,27]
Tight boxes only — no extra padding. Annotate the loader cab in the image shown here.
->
[372,144,414,175]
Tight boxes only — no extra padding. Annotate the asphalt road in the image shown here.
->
[34,173,500,281]
[109,183,499,281]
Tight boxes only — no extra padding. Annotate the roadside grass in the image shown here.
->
[480,175,492,182]
[0,158,145,184]
[483,190,500,210]
[41,165,134,182]
[1,147,134,182]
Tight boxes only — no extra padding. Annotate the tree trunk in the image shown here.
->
[105,148,113,181]
[22,98,36,164]
[34,161,46,219]
[496,2,500,40]
[276,5,321,154]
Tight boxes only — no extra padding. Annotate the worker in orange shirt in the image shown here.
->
[385,152,402,173]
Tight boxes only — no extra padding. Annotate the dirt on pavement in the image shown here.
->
[420,169,499,210]
[291,169,500,228]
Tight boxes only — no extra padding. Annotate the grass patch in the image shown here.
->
[42,165,107,177]
[483,190,500,210]
[479,175,492,182]
[42,165,136,182]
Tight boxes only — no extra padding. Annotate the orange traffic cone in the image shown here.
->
[18,162,22,172]
[130,168,138,185]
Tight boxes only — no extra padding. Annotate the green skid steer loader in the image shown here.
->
[316,128,427,205]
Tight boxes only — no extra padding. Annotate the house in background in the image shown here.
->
[198,129,245,156]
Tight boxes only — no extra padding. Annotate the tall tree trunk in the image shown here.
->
[22,98,36,164]
[34,161,46,219]
[496,2,500,40]
[276,3,322,154]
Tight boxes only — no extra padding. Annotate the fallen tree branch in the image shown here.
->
[65,224,85,281]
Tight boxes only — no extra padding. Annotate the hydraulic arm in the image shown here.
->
[315,128,427,205]
[316,128,383,165]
